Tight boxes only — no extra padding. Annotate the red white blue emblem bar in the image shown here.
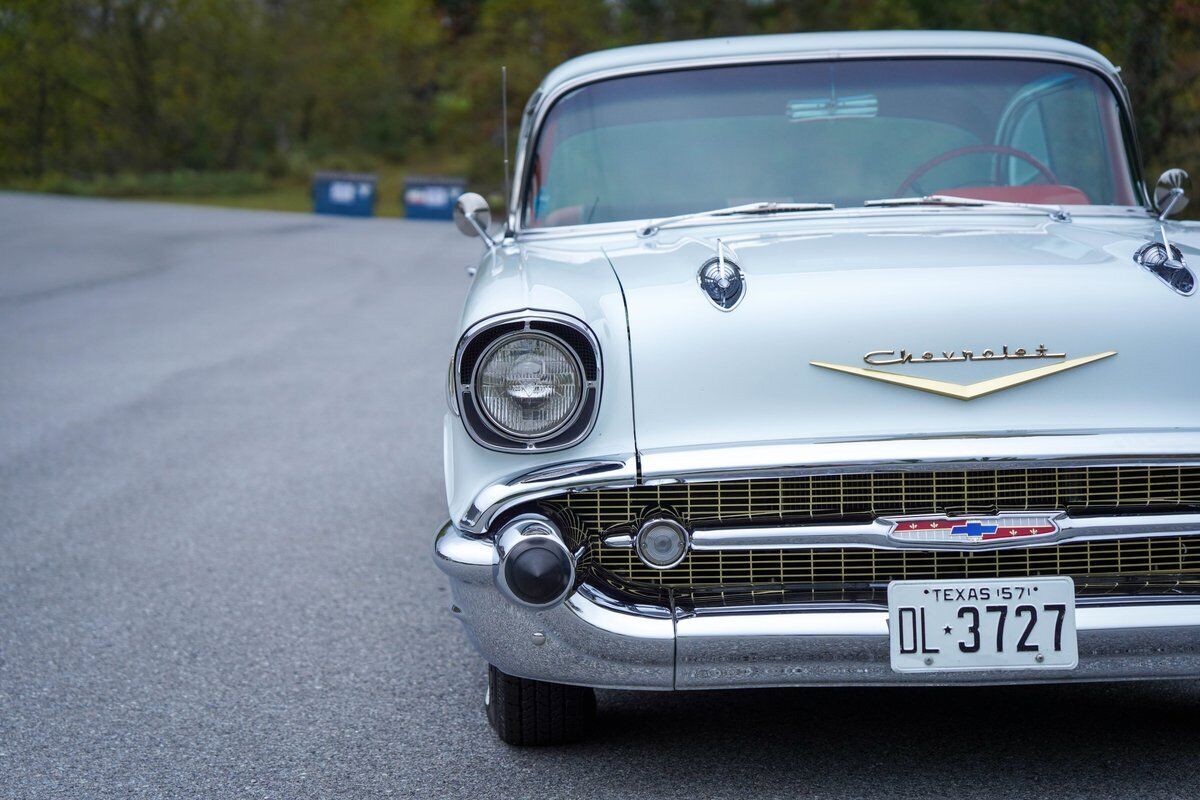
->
[885,513,1061,544]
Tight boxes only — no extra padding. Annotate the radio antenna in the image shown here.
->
[501,65,511,222]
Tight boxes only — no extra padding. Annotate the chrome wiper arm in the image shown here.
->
[864,194,1070,222]
[638,201,835,237]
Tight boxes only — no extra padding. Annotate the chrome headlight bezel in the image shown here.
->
[453,311,602,452]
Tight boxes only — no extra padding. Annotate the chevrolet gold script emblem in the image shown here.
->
[810,351,1117,400]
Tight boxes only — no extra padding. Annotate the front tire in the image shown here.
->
[486,664,596,745]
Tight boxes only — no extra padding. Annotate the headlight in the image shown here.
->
[453,313,602,452]
[475,333,583,438]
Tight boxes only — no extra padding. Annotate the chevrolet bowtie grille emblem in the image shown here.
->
[809,351,1117,400]
[884,513,1062,544]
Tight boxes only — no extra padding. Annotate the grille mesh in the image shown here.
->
[554,466,1200,531]
[593,535,1200,588]
[541,465,1200,597]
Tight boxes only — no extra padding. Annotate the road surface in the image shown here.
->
[1,193,1197,798]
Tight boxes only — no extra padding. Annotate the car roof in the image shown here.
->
[538,30,1119,97]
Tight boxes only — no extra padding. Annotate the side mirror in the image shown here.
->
[1154,168,1191,220]
[453,192,494,245]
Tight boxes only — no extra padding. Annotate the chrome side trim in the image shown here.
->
[514,459,628,484]
[689,513,1200,552]
[511,49,1146,236]
[459,453,638,532]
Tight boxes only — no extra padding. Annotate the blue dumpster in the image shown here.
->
[403,176,466,220]
[313,172,377,217]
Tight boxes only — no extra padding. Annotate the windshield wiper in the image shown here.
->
[863,194,1071,222]
[638,201,835,237]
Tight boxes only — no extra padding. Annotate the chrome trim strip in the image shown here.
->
[674,600,1200,631]
[639,430,1200,483]
[459,453,638,532]
[514,205,1151,243]
[460,431,1200,533]
[514,459,628,484]
[672,595,1200,617]
[512,49,1146,236]
[689,513,1200,552]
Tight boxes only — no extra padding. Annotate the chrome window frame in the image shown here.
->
[507,50,1150,236]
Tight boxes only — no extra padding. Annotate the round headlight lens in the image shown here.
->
[474,333,583,438]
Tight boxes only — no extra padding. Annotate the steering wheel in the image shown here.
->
[896,145,1059,197]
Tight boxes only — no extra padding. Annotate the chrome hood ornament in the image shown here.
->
[697,240,746,311]
[1140,168,1196,296]
[1134,241,1195,296]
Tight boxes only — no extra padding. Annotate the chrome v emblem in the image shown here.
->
[809,351,1117,400]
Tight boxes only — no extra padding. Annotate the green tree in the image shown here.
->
[2,0,1198,214]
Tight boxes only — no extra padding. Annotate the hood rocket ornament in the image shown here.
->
[698,239,746,311]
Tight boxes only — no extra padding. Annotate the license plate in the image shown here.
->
[888,577,1078,673]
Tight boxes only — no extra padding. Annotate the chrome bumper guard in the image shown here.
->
[434,522,1200,689]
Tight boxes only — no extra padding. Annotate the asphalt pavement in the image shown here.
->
[2,193,1198,799]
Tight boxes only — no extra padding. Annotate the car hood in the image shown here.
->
[602,213,1200,459]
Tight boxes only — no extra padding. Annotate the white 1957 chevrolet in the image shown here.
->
[433,31,1200,745]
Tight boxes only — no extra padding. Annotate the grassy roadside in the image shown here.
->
[1,160,484,219]
[143,181,400,216]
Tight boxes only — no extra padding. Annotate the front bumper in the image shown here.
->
[434,521,1200,689]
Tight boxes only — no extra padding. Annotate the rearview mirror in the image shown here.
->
[1154,168,1191,220]
[453,192,494,244]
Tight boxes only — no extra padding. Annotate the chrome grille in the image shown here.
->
[592,535,1200,588]
[554,466,1200,531]
[540,465,1200,598]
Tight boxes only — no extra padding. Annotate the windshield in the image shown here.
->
[523,58,1139,228]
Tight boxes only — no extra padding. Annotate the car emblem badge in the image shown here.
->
[810,348,1116,400]
[883,513,1062,544]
